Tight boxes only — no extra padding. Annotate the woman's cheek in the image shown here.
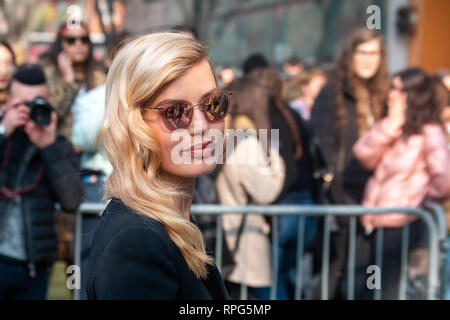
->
[159,144,179,174]
[212,120,225,135]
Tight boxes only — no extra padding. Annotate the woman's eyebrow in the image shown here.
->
[154,98,190,106]
[199,88,218,101]
[154,88,218,107]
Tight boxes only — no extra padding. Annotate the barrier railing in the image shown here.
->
[72,202,446,300]
[424,200,448,299]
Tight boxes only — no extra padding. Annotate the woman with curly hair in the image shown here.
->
[309,28,389,299]
[353,67,450,299]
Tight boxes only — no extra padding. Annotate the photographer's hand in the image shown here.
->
[1,104,30,136]
[24,112,57,149]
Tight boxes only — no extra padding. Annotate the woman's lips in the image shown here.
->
[189,140,214,157]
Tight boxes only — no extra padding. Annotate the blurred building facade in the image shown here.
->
[0,0,448,73]
[121,0,450,74]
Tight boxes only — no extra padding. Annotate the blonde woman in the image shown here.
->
[86,33,230,300]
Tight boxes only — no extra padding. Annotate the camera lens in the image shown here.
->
[28,97,53,126]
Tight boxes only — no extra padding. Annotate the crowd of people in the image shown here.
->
[0,21,449,300]
[206,28,450,300]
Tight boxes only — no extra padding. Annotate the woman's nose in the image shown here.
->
[188,107,209,135]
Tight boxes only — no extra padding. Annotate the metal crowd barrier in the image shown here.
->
[72,202,447,300]
[423,200,449,299]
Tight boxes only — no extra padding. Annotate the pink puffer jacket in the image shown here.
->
[353,119,450,228]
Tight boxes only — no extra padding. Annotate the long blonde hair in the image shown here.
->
[99,32,214,279]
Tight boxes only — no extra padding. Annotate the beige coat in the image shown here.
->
[216,116,285,287]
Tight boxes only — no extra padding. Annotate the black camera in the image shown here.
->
[24,97,53,126]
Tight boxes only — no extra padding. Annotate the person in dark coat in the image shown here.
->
[86,33,230,300]
[309,28,389,299]
[0,64,83,299]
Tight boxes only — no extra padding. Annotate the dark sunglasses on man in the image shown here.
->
[63,35,90,45]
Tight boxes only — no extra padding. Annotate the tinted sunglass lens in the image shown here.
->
[205,94,228,121]
[165,103,192,129]
[65,37,76,44]
[64,36,89,45]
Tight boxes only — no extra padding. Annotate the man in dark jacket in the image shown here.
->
[0,64,83,299]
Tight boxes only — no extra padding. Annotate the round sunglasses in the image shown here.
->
[143,90,231,130]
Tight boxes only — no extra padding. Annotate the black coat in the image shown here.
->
[309,81,373,204]
[86,198,229,300]
[0,129,83,271]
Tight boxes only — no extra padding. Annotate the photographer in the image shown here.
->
[0,64,83,300]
